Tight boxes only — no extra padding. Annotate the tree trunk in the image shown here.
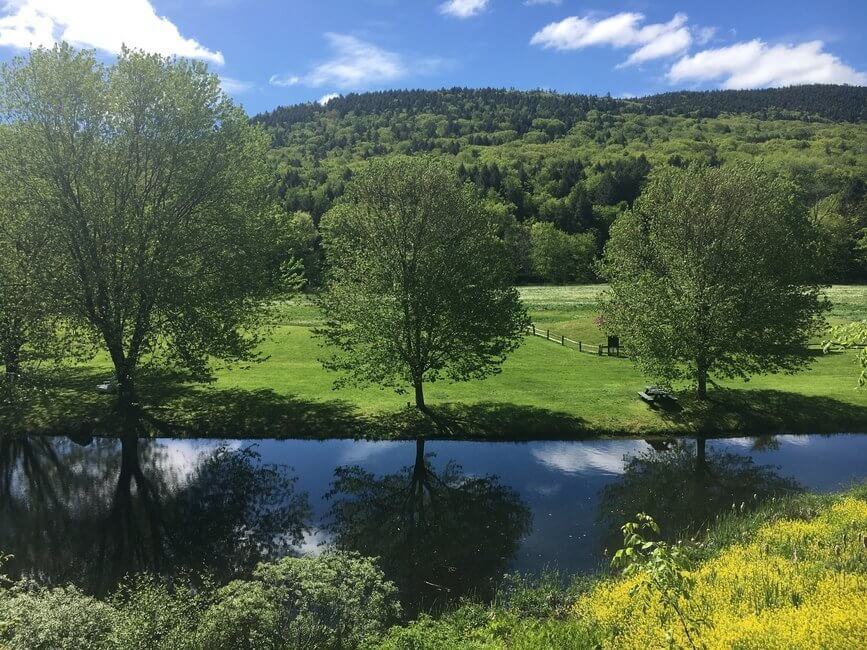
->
[696,365,708,400]
[116,368,137,411]
[108,343,137,411]
[4,345,20,377]
[414,381,426,411]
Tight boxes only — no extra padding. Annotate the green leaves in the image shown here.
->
[316,155,528,406]
[612,513,705,649]
[601,162,830,397]
[0,44,276,395]
[824,321,867,386]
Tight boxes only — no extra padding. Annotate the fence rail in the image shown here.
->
[526,324,624,357]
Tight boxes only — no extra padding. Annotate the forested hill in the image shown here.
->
[254,84,867,284]
[638,85,867,122]
[255,85,867,141]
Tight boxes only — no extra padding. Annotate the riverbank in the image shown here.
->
[2,484,864,649]
[2,285,865,439]
[376,484,867,649]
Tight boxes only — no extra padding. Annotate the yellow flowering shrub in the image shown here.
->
[573,496,867,649]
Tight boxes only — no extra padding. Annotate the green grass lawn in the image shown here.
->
[5,285,866,439]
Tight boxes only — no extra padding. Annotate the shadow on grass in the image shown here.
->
[664,388,867,434]
[415,402,593,440]
[0,366,369,439]
[3,366,865,439]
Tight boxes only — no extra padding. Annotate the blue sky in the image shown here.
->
[0,1,865,115]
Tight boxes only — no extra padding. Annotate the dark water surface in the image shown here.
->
[2,432,866,610]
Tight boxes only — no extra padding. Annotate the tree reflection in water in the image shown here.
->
[598,437,801,551]
[325,436,532,614]
[0,417,310,595]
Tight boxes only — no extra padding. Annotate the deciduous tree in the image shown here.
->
[0,45,275,406]
[601,163,828,398]
[317,156,527,410]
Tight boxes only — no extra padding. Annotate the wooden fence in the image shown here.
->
[526,324,624,357]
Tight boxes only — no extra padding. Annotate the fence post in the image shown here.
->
[532,324,535,336]
[597,345,602,356]
[579,341,582,352]
[561,335,564,345]
[546,329,550,340]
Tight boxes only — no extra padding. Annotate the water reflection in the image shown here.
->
[1,430,865,609]
[597,437,801,550]
[325,437,532,613]
[0,420,310,594]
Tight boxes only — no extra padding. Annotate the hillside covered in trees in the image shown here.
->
[254,85,867,284]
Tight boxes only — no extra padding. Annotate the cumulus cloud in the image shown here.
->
[306,33,405,87]
[271,33,444,91]
[0,0,224,64]
[530,12,691,65]
[439,0,488,19]
[318,92,340,105]
[668,39,867,88]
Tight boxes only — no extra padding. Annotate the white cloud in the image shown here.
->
[439,0,488,19]
[668,39,867,88]
[271,33,444,91]
[524,0,561,5]
[531,12,691,65]
[307,33,405,88]
[0,0,223,64]
[269,73,301,87]
[219,76,252,94]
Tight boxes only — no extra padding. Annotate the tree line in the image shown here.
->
[255,87,867,285]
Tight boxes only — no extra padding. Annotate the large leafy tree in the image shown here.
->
[317,156,528,410]
[0,132,92,389]
[0,45,275,406]
[601,163,829,398]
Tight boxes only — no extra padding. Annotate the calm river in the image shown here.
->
[2,433,866,610]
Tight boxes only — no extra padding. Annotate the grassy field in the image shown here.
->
[5,285,866,439]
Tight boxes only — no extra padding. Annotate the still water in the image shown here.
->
[2,433,866,610]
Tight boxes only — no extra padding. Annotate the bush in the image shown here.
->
[0,584,117,650]
[197,580,285,650]
[253,551,402,649]
[111,576,209,650]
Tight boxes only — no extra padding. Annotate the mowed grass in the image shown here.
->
[8,285,867,438]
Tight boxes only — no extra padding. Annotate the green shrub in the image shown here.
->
[375,613,491,650]
[494,572,595,620]
[197,580,285,650]
[0,584,117,650]
[253,551,402,649]
[111,576,208,650]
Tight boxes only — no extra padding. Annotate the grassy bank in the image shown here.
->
[2,486,865,649]
[377,485,867,649]
[3,285,865,438]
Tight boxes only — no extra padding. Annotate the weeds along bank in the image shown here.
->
[1,486,865,649]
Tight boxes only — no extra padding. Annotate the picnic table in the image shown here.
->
[637,386,679,408]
